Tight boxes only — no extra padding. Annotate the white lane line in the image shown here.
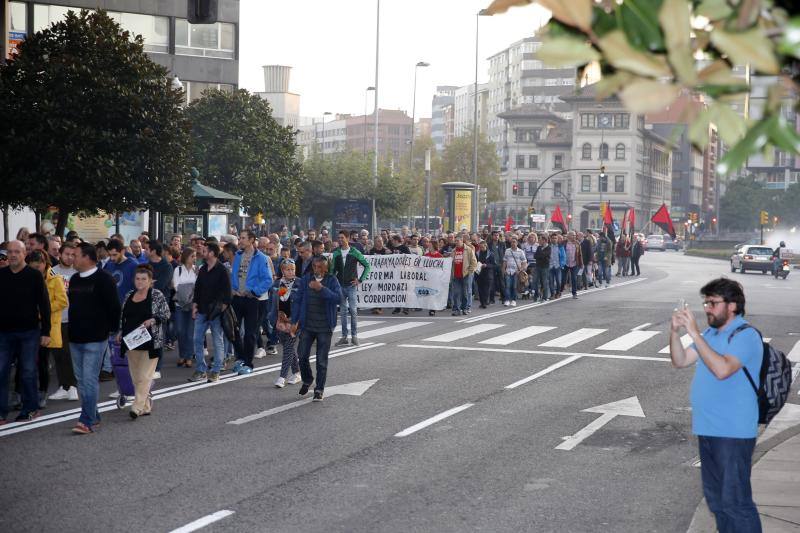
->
[333,320,382,334]
[479,325,557,346]
[398,344,671,362]
[659,334,692,354]
[0,343,384,437]
[424,323,504,342]
[631,323,652,331]
[458,277,647,323]
[789,341,800,363]
[169,510,235,533]
[505,355,583,389]
[539,328,606,348]
[358,321,432,339]
[394,403,474,437]
[763,337,772,343]
[596,330,660,351]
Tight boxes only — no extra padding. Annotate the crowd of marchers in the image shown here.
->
[0,223,644,433]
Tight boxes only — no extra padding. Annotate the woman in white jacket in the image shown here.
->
[172,248,197,368]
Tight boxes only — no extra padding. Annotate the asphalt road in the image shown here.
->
[2,250,799,533]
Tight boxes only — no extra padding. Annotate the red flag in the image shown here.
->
[628,208,636,234]
[550,204,567,233]
[603,201,616,240]
[488,214,493,229]
[504,215,513,232]
[651,203,676,239]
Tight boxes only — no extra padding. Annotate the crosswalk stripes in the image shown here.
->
[538,328,606,348]
[333,320,383,334]
[596,330,660,351]
[658,334,691,354]
[789,340,800,363]
[478,325,557,346]
[358,321,432,339]
[424,324,504,343]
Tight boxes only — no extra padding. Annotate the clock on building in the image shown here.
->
[598,114,612,128]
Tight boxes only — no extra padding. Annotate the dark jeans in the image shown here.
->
[54,323,77,390]
[536,266,550,300]
[631,255,641,275]
[565,266,578,296]
[173,307,195,361]
[297,329,332,392]
[0,329,40,418]
[699,436,761,533]
[232,296,260,368]
[477,271,493,306]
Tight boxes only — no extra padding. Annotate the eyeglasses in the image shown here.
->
[702,300,725,308]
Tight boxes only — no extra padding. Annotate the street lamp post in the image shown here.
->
[364,86,375,155]
[372,0,380,238]
[472,9,489,231]
[424,148,432,234]
[410,61,429,167]
[321,111,332,160]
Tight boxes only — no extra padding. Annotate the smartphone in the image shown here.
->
[678,298,686,310]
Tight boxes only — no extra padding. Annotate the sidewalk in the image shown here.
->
[688,430,800,532]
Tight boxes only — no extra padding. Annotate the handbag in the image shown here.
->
[276,311,294,336]
[513,251,529,284]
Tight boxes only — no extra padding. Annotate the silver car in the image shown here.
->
[730,245,774,274]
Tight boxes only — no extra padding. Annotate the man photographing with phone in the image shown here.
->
[669,278,763,533]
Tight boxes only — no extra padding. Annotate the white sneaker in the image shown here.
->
[48,388,69,400]
[274,376,286,388]
[503,301,510,307]
[109,391,120,399]
[255,348,267,359]
[67,386,79,401]
[203,348,209,357]
[511,300,517,307]
[286,373,302,385]
[152,371,162,379]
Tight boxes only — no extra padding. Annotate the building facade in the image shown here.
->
[431,85,457,152]
[6,1,239,102]
[453,83,488,138]
[256,65,300,128]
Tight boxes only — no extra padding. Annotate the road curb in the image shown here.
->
[685,422,800,533]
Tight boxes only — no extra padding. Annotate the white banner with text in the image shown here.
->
[355,255,452,310]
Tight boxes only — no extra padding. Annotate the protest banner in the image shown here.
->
[355,254,452,310]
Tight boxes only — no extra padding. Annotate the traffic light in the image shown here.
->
[188,0,218,24]
[760,210,769,225]
[527,207,534,215]
[512,183,519,196]
[599,166,607,191]
[773,216,779,226]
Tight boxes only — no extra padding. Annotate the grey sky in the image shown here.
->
[238,0,550,120]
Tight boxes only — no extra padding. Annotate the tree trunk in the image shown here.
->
[55,206,69,239]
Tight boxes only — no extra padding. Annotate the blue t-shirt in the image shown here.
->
[689,315,762,438]
[104,257,138,303]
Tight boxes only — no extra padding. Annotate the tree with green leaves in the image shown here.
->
[186,90,303,218]
[487,0,800,176]
[0,9,191,238]
[438,131,502,210]
[719,175,770,230]
[301,149,415,222]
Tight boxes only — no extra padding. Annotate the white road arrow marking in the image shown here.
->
[788,340,800,363]
[227,379,379,425]
[555,396,645,451]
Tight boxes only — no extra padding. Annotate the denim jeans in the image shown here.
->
[297,329,332,392]
[100,340,113,373]
[597,253,612,284]
[504,273,517,302]
[70,341,106,427]
[0,329,40,418]
[536,267,550,300]
[699,436,761,533]
[193,313,225,373]
[339,284,358,338]
[549,267,562,295]
[463,273,474,311]
[173,307,195,361]
[565,266,579,296]
[451,276,469,312]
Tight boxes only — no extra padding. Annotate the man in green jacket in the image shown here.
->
[331,231,371,346]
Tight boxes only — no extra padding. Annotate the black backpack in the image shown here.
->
[729,324,793,425]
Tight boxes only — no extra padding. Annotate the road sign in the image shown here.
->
[531,214,545,223]
[555,396,645,451]
[227,379,379,425]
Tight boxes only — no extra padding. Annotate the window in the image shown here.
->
[580,113,596,129]
[529,154,538,168]
[553,181,563,197]
[614,113,630,129]
[186,81,234,103]
[516,155,525,169]
[581,175,591,192]
[615,175,625,192]
[615,143,625,160]
[600,174,608,193]
[528,180,539,196]
[599,143,609,160]
[9,2,26,33]
[581,143,592,160]
[176,19,235,59]
[553,154,563,169]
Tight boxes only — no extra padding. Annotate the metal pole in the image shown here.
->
[424,149,431,234]
[371,0,380,238]
[411,65,418,168]
[321,115,326,161]
[472,11,480,232]
[364,90,368,155]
